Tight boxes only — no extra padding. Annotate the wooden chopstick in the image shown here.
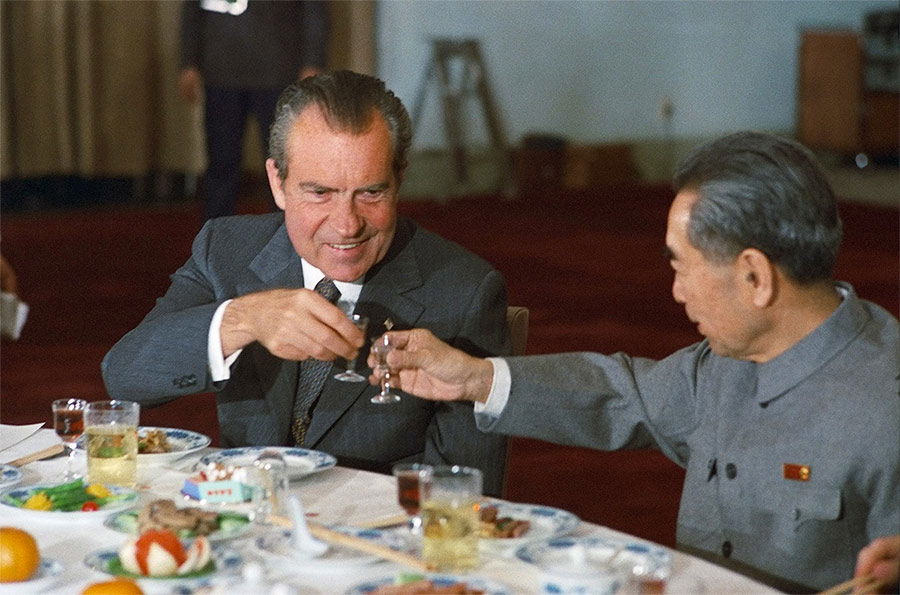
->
[7,443,65,467]
[268,514,433,571]
[818,575,883,595]
[354,513,409,529]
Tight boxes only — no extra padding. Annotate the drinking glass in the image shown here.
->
[392,463,433,549]
[371,334,401,404]
[421,465,482,572]
[51,398,87,480]
[84,400,140,488]
[251,450,290,523]
[334,314,369,382]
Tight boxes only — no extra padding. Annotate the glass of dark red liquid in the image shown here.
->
[52,398,87,480]
[392,462,433,547]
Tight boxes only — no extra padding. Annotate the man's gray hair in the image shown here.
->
[268,70,412,182]
[673,131,842,284]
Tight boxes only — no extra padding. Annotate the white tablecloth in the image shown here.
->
[0,429,781,594]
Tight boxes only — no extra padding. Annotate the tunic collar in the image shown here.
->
[755,282,869,405]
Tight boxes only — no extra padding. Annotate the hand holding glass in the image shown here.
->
[52,398,87,480]
[371,333,401,404]
[334,314,369,382]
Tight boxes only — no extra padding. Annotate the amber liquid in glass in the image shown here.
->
[54,409,84,443]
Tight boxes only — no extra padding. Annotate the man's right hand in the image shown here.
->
[368,329,494,404]
[219,288,364,362]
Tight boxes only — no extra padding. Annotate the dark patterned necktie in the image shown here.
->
[291,277,341,446]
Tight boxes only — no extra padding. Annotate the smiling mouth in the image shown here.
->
[327,240,365,250]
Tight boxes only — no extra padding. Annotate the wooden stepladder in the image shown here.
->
[410,38,513,195]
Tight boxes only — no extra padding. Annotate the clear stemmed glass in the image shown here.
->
[52,398,87,480]
[392,463,433,552]
[370,333,401,404]
[334,314,369,382]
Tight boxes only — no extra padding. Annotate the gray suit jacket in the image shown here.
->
[102,214,510,495]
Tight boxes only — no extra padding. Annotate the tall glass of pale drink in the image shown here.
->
[421,465,482,572]
[84,400,139,488]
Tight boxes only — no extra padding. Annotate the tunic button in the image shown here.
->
[722,540,733,558]
[725,463,737,479]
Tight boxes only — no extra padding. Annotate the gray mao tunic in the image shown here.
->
[478,283,899,591]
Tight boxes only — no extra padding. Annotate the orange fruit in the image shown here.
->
[0,526,40,582]
[81,578,144,595]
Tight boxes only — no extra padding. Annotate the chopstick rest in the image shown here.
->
[268,513,433,571]
[7,443,65,467]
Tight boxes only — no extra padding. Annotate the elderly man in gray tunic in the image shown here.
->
[372,131,900,593]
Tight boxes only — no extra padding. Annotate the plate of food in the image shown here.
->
[105,498,252,542]
[515,535,672,583]
[199,446,336,480]
[75,426,211,466]
[346,573,510,594]
[0,479,138,519]
[83,531,242,591]
[0,558,64,594]
[257,526,406,569]
[478,501,580,555]
[0,464,22,489]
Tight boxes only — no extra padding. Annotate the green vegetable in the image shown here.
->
[106,556,215,579]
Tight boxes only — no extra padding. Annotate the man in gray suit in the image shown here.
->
[373,132,899,591]
[102,71,510,495]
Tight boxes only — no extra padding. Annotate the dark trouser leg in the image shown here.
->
[203,87,248,220]
[249,88,282,212]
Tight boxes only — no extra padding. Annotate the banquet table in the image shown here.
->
[0,428,781,594]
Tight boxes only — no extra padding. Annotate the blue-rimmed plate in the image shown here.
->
[105,507,252,542]
[347,574,510,594]
[83,544,242,590]
[0,464,22,489]
[257,525,406,568]
[0,483,138,519]
[0,558,63,594]
[479,501,580,555]
[199,446,336,480]
[516,535,672,581]
[78,427,211,466]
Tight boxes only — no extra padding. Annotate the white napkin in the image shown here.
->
[0,423,45,453]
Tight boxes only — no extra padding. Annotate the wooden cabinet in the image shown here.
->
[797,28,898,157]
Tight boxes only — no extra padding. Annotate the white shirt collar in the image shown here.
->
[300,259,363,313]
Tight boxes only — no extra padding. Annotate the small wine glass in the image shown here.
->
[334,313,369,382]
[392,463,433,550]
[371,334,401,404]
[52,398,87,480]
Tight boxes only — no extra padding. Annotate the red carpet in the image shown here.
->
[1,185,897,549]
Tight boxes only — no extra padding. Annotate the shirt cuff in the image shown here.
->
[208,299,241,382]
[474,357,511,418]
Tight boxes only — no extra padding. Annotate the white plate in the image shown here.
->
[105,508,252,542]
[0,464,22,489]
[199,446,336,480]
[83,544,242,591]
[516,535,672,580]
[0,483,138,519]
[77,426,211,466]
[257,526,407,569]
[0,558,63,594]
[346,574,511,594]
[479,501,580,554]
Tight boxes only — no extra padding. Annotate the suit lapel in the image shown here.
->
[303,223,427,447]
[248,223,306,444]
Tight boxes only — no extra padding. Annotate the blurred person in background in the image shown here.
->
[179,0,329,221]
